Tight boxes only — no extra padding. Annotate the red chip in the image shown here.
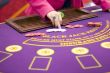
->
[25,32,46,37]
[88,22,102,27]
[35,33,46,36]
[73,24,84,28]
[88,22,94,24]
[25,33,36,37]
[65,25,73,28]
[65,24,84,28]
[94,22,102,27]
[79,25,84,27]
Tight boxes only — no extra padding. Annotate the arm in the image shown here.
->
[92,0,110,11]
[0,0,9,8]
[27,0,62,28]
[27,0,55,18]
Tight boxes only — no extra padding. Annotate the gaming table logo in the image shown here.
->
[0,0,9,8]
[23,20,110,47]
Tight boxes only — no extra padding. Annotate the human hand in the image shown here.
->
[47,11,62,28]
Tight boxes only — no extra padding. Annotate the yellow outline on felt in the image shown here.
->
[10,3,29,19]
[0,51,13,63]
[28,56,52,71]
[23,20,110,47]
[106,72,110,73]
[23,38,63,47]
[76,54,102,69]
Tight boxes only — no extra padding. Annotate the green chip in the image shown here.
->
[60,12,64,18]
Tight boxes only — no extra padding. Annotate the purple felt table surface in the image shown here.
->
[0,12,110,73]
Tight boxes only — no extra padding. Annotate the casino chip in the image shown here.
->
[88,22,102,27]
[25,32,46,37]
[65,24,84,28]
[72,24,84,28]
[65,25,73,28]
[71,47,89,55]
[101,42,110,49]
[5,45,22,52]
[37,48,54,56]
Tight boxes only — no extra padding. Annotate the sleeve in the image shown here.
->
[0,0,9,8]
[92,0,110,11]
[27,0,55,18]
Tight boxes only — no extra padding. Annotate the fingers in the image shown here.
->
[52,12,62,28]
[49,16,55,26]
[54,14,61,27]
[47,11,62,28]
[58,12,63,24]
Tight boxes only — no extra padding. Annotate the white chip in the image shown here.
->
[46,28,66,32]
[5,45,22,52]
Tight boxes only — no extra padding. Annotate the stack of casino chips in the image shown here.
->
[88,22,102,27]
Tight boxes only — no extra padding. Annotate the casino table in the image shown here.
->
[1,11,110,73]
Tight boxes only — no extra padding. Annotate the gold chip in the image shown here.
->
[5,45,22,52]
[101,42,110,49]
[37,48,54,56]
[71,47,89,55]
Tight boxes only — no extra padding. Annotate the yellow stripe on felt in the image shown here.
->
[10,3,29,19]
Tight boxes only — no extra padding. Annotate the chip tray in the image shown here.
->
[6,8,98,33]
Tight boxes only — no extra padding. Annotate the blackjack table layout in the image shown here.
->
[1,9,110,73]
